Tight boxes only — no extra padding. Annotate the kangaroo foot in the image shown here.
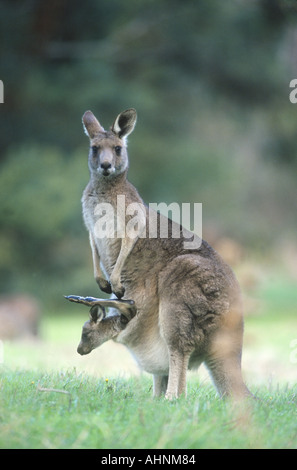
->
[64,294,136,320]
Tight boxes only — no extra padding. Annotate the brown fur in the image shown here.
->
[80,108,251,400]
[77,305,130,356]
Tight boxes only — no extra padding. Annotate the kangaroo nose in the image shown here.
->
[101,161,112,170]
[77,343,89,355]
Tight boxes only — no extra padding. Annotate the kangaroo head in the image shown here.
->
[77,305,130,355]
[82,108,137,179]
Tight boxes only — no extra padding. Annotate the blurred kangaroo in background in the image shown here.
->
[80,108,251,400]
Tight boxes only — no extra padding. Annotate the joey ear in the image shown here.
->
[120,312,131,325]
[82,111,105,138]
[111,108,137,139]
[89,305,106,323]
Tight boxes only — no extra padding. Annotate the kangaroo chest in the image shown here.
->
[82,190,122,276]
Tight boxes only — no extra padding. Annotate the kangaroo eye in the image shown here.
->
[114,146,122,156]
[82,330,90,340]
[92,145,99,155]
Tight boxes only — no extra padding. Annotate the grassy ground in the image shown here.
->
[0,272,296,449]
[0,369,296,449]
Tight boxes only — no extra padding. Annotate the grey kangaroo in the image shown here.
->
[79,108,251,400]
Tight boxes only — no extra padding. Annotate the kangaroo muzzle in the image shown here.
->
[77,342,92,356]
[99,150,114,176]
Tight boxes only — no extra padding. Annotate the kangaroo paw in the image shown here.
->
[96,277,112,294]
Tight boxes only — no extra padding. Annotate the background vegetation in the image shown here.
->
[1,0,297,302]
[0,0,297,449]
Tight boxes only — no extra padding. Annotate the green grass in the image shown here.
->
[0,274,296,449]
[0,368,296,449]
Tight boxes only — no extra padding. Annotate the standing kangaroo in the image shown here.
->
[80,108,251,400]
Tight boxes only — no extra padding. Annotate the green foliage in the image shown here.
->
[1,296,296,449]
[1,0,297,302]
[0,144,91,298]
[0,145,85,238]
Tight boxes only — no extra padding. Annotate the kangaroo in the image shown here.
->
[80,108,251,400]
[64,295,136,354]
[76,306,134,356]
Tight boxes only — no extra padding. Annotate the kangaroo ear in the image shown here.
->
[120,313,130,325]
[89,305,106,323]
[111,108,137,139]
[82,111,105,138]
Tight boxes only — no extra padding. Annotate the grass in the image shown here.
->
[0,368,296,449]
[0,272,296,449]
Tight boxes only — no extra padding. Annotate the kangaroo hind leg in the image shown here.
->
[165,350,190,400]
[159,298,193,400]
[153,375,168,397]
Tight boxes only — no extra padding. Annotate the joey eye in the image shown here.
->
[82,330,90,340]
[114,146,122,156]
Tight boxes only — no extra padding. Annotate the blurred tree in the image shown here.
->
[0,0,297,302]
